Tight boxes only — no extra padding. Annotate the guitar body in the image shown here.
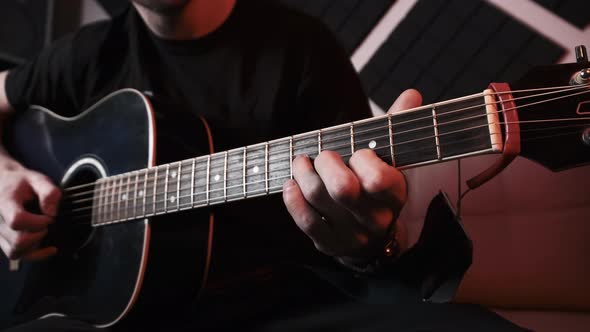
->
[0,89,213,328]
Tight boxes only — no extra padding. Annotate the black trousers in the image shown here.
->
[5,268,528,332]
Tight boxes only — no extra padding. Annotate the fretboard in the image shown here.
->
[91,90,503,226]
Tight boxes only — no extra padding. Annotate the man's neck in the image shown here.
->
[133,0,236,40]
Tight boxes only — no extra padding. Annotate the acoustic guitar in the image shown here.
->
[1,54,589,328]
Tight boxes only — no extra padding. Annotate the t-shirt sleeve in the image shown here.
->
[295,21,372,130]
[5,34,81,116]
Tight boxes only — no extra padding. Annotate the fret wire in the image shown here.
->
[92,181,100,226]
[242,147,247,198]
[432,105,442,160]
[265,142,269,194]
[164,164,170,212]
[133,171,139,220]
[110,177,117,222]
[224,151,228,201]
[289,136,293,180]
[388,114,395,167]
[350,123,355,154]
[190,158,195,208]
[115,176,121,222]
[176,162,182,211]
[124,173,131,220]
[318,129,322,153]
[206,155,211,205]
[142,170,147,217]
[152,167,158,214]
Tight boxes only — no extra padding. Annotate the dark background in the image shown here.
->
[0,0,587,107]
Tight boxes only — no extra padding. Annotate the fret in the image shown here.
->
[391,108,438,166]
[436,94,493,159]
[321,125,352,162]
[208,153,225,204]
[223,151,228,201]
[190,159,195,207]
[242,147,247,197]
[176,162,182,210]
[227,148,244,200]
[150,167,158,215]
[104,178,111,222]
[193,156,208,207]
[92,180,102,225]
[245,143,266,196]
[163,162,181,213]
[163,164,170,212]
[317,129,322,153]
[350,123,355,154]
[133,171,139,219]
[116,176,123,222]
[388,114,395,167]
[135,169,147,218]
[111,176,118,222]
[123,173,132,220]
[155,165,167,214]
[268,138,291,192]
[178,160,193,210]
[265,142,269,194]
[432,106,442,160]
[292,133,318,159]
[206,155,211,204]
[354,117,393,164]
[289,137,293,180]
[142,169,149,217]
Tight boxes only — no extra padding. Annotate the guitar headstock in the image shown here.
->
[509,46,590,171]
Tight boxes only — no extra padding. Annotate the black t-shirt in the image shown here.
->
[5,0,371,304]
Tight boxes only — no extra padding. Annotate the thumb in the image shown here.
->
[387,89,422,114]
[27,173,61,217]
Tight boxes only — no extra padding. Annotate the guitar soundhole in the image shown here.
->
[48,165,101,257]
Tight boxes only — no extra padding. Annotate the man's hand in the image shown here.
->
[0,160,60,261]
[283,89,422,265]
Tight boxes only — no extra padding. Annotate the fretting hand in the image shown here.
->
[283,89,422,267]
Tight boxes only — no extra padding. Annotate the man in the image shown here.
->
[0,1,527,331]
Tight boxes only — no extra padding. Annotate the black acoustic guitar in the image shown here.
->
[1,57,589,328]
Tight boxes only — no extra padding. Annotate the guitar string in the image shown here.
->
[65,116,590,223]
[61,83,589,195]
[65,124,590,227]
[61,86,590,202]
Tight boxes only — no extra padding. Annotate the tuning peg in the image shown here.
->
[575,45,588,63]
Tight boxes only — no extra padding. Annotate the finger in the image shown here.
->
[283,179,338,255]
[22,246,57,261]
[0,233,15,259]
[1,202,53,232]
[0,225,48,256]
[348,149,407,207]
[313,151,361,206]
[292,155,360,230]
[27,173,61,217]
[387,89,423,114]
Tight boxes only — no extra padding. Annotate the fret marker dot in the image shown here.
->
[138,190,144,197]
[214,174,220,181]
[368,140,377,149]
[170,195,176,203]
[253,166,259,174]
[170,170,177,178]
[121,194,127,201]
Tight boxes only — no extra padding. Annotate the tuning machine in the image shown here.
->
[570,45,590,85]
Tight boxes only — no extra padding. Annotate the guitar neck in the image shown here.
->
[91,90,503,226]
